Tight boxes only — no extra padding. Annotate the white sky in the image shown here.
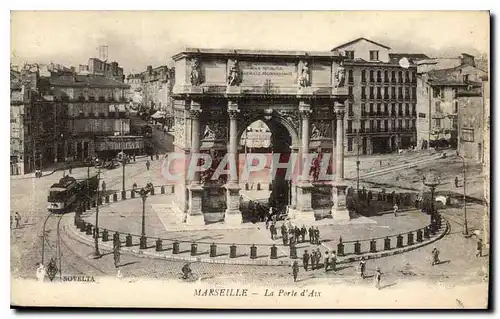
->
[11,11,489,74]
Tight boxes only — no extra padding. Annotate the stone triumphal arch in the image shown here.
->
[170,48,349,225]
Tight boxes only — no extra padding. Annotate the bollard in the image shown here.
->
[250,244,257,259]
[384,237,391,250]
[131,190,135,198]
[156,238,162,251]
[424,227,430,239]
[173,241,180,254]
[416,229,423,242]
[407,232,414,246]
[113,193,118,202]
[210,243,217,257]
[113,232,120,244]
[161,185,165,194]
[190,243,197,256]
[257,183,261,191]
[86,224,92,235]
[102,229,109,242]
[126,234,132,247]
[230,244,237,258]
[369,239,377,253]
[337,237,344,256]
[354,241,361,255]
[429,223,436,235]
[289,244,297,259]
[121,191,126,200]
[270,244,278,259]
[140,236,147,249]
[105,195,110,203]
[245,183,249,190]
[397,234,403,248]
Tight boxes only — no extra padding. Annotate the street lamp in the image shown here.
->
[423,171,440,228]
[356,132,361,195]
[134,185,152,249]
[456,152,470,237]
[121,119,126,199]
[89,165,102,259]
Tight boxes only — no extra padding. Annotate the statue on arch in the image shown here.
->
[311,123,321,139]
[190,58,203,86]
[298,61,311,87]
[203,124,215,139]
[334,62,345,88]
[227,59,241,86]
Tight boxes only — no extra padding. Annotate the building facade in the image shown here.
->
[333,38,426,155]
[78,58,125,82]
[416,55,487,149]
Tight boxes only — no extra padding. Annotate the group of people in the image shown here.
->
[268,222,321,247]
[302,249,337,272]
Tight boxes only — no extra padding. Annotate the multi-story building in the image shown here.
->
[40,71,144,161]
[125,73,143,106]
[78,58,125,82]
[332,37,428,155]
[416,54,487,149]
[457,75,489,162]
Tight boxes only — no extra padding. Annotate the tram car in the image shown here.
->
[47,175,99,213]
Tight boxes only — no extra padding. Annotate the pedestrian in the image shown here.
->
[114,240,121,268]
[431,247,440,266]
[455,176,459,188]
[393,203,399,217]
[133,153,136,162]
[146,160,150,170]
[310,250,317,270]
[374,267,381,290]
[132,182,138,191]
[292,260,299,282]
[156,152,159,161]
[271,224,277,240]
[282,231,288,246]
[331,250,337,272]
[289,227,295,244]
[308,226,314,244]
[289,232,296,246]
[359,259,366,278]
[269,223,276,240]
[15,212,21,228]
[150,154,154,161]
[301,225,307,243]
[315,227,321,245]
[476,239,483,257]
[294,226,301,243]
[68,164,72,174]
[102,181,106,193]
[302,250,310,271]
[265,217,270,230]
[324,251,330,272]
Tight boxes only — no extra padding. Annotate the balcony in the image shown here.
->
[348,112,354,117]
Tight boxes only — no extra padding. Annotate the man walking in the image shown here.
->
[331,250,337,272]
[431,247,440,266]
[316,248,322,269]
[281,223,287,239]
[282,231,288,246]
[269,223,276,240]
[146,160,150,170]
[315,227,321,245]
[374,267,382,290]
[113,239,121,268]
[102,181,106,193]
[359,258,366,278]
[476,239,483,257]
[324,251,330,272]
[15,212,21,228]
[455,176,459,188]
[308,226,314,244]
[393,203,399,217]
[301,225,307,243]
[292,261,299,282]
[302,250,310,271]
[310,250,317,270]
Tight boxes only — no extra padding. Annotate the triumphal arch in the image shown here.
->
[170,48,349,225]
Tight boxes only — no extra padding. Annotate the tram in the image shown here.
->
[47,175,99,213]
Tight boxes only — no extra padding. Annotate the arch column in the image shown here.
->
[294,101,315,222]
[186,100,205,225]
[331,101,350,220]
[224,100,243,224]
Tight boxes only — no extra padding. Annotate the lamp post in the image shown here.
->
[121,120,126,198]
[89,165,102,259]
[356,133,361,195]
[456,152,469,237]
[135,185,151,249]
[423,172,440,228]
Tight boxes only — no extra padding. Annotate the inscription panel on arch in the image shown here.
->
[239,61,297,86]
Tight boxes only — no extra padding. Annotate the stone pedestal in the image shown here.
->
[187,184,205,225]
[224,183,243,224]
[331,182,350,221]
[294,182,315,222]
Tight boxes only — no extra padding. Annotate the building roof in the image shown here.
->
[49,74,130,89]
[331,37,391,51]
[427,63,487,86]
[172,48,343,61]
[389,53,430,64]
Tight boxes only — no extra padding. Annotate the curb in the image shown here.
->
[66,213,450,267]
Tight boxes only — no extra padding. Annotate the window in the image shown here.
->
[391,71,396,83]
[345,50,355,59]
[412,87,417,100]
[391,87,396,98]
[433,87,441,98]
[361,103,366,115]
[369,50,379,61]
[361,87,366,99]
[376,87,381,99]
[398,119,403,129]
[376,120,381,131]
[398,87,403,99]
[369,87,374,99]
[369,103,374,114]
[412,119,416,128]
[412,104,416,115]
[419,112,426,118]
[405,104,410,115]
[405,119,410,129]
[348,70,354,84]
[384,86,389,99]
[384,120,388,131]
[370,120,375,130]
[392,119,396,130]
[435,101,441,112]
[377,103,381,114]
[454,101,458,113]
[384,71,389,82]
[347,137,353,151]
[384,104,388,115]
[398,71,403,83]
[361,120,366,131]
[348,86,353,96]
[348,101,353,116]
[405,71,410,82]
[463,74,469,83]
[347,120,352,133]
[361,70,366,83]
[405,87,410,100]
[435,118,441,128]
[377,71,382,83]
[412,71,417,83]
[398,103,403,115]
[369,70,374,82]
[391,103,396,115]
